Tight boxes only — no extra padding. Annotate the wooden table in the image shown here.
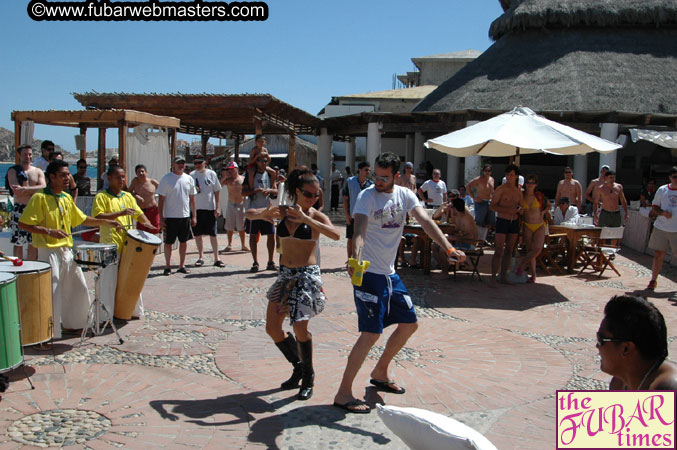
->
[403,223,456,274]
[549,224,601,273]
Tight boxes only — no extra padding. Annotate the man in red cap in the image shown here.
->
[220,161,249,253]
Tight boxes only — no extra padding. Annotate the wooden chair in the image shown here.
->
[537,231,568,274]
[576,227,625,277]
[450,227,487,281]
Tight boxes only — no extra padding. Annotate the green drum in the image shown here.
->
[0,272,21,372]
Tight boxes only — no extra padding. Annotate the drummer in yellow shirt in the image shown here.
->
[92,166,156,320]
[18,160,123,339]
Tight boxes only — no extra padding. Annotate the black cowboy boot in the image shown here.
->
[297,338,314,400]
[275,332,303,390]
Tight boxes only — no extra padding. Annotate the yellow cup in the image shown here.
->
[348,258,370,286]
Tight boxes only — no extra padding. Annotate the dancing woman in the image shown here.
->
[516,175,550,283]
[245,167,340,400]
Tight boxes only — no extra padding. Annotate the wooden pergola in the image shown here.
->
[73,93,321,169]
[11,109,180,189]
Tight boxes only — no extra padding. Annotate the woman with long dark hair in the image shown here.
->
[245,166,339,400]
[516,174,549,283]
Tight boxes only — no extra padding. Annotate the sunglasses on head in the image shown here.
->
[300,189,321,199]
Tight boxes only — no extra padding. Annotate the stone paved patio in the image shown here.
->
[1,214,676,449]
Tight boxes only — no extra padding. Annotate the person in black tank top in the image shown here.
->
[244,166,340,401]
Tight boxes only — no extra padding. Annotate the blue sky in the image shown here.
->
[0,1,504,151]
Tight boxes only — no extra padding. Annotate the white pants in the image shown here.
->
[99,262,144,319]
[37,247,90,339]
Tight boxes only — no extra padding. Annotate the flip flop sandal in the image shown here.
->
[250,262,259,273]
[266,261,277,271]
[195,259,204,267]
[163,268,171,276]
[177,267,191,274]
[333,400,371,414]
[647,279,657,290]
[370,378,406,394]
[214,260,225,268]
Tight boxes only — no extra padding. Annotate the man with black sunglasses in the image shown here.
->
[597,295,677,390]
[555,167,582,211]
[73,159,91,196]
[646,166,677,291]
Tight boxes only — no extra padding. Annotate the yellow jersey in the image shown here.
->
[92,190,143,253]
[19,188,87,248]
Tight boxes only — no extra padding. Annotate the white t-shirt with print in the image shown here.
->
[190,169,222,211]
[157,172,196,218]
[354,185,420,275]
[652,184,677,233]
[420,179,447,206]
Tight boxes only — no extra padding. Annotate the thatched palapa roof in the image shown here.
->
[415,0,677,120]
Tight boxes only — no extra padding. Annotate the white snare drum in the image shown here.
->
[74,243,118,269]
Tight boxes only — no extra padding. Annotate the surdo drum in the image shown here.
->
[0,272,21,371]
[115,230,161,320]
[0,261,52,346]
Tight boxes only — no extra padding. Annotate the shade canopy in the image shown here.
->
[424,107,621,157]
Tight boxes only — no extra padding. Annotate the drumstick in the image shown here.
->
[0,254,23,266]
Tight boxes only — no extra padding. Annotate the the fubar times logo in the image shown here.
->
[556,391,676,449]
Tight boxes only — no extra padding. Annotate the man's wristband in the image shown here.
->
[446,246,457,256]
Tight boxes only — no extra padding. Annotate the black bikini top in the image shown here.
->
[277,217,313,240]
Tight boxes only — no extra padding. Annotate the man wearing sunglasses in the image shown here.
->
[646,166,677,291]
[467,164,495,228]
[242,151,278,272]
[555,167,582,211]
[333,152,466,414]
[597,295,677,390]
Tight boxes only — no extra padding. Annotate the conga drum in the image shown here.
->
[0,273,22,372]
[115,230,161,319]
[0,261,52,346]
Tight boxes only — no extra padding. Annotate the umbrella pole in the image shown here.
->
[515,147,520,167]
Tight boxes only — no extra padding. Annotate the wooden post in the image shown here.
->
[79,126,87,160]
[170,128,177,163]
[255,120,263,135]
[288,132,296,171]
[14,120,21,164]
[97,128,106,190]
[201,134,208,159]
[118,122,127,176]
[234,137,240,163]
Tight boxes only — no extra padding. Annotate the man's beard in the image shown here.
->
[375,180,395,192]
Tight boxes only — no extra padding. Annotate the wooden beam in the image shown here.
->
[79,126,87,160]
[234,137,240,162]
[14,120,21,164]
[97,128,106,190]
[289,132,296,171]
[11,110,179,129]
[118,122,127,177]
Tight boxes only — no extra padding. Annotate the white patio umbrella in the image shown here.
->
[424,106,621,159]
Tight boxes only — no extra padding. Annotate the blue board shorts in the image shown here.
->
[353,272,417,334]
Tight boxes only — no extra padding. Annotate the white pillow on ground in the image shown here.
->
[376,404,497,450]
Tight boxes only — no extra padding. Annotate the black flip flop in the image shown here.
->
[333,400,371,414]
[370,378,406,394]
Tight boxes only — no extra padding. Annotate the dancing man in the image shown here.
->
[245,167,339,400]
[18,160,122,338]
[333,152,466,413]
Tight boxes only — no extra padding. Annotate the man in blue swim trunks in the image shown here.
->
[333,152,466,414]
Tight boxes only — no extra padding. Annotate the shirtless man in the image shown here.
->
[128,164,160,233]
[220,161,249,252]
[433,198,478,273]
[395,162,416,192]
[585,165,609,215]
[467,164,495,228]
[555,167,582,211]
[489,164,522,285]
[8,145,46,260]
[593,169,628,229]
